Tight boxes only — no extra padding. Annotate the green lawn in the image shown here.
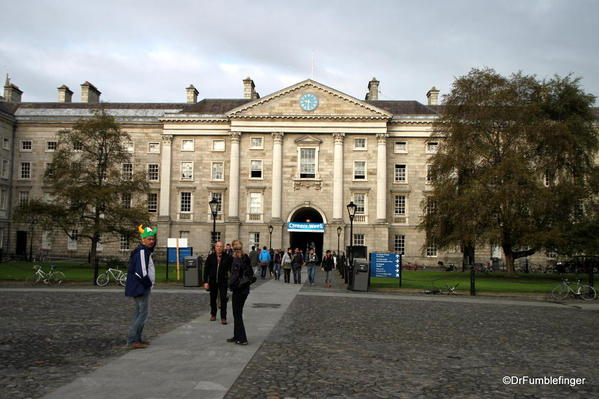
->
[0,261,188,284]
[370,270,594,294]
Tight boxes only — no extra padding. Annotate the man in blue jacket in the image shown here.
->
[125,225,157,349]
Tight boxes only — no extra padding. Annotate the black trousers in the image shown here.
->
[260,263,268,278]
[283,268,291,283]
[232,290,248,342]
[209,283,228,320]
[292,267,301,283]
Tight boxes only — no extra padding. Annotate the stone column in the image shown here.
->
[332,133,345,222]
[271,132,284,222]
[227,132,241,221]
[376,133,388,222]
[159,134,173,218]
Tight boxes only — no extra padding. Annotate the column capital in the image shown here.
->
[272,132,284,143]
[333,133,345,143]
[376,133,389,144]
[161,134,174,143]
[230,131,241,143]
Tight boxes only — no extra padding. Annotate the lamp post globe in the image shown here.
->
[268,225,273,249]
[346,201,357,283]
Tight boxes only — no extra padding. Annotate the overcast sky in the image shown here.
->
[2,0,598,104]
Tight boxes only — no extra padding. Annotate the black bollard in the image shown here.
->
[470,265,476,296]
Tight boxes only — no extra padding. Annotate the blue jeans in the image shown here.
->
[325,270,331,283]
[127,289,151,344]
[308,265,316,284]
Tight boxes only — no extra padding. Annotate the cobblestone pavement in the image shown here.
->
[224,270,599,399]
[0,289,209,399]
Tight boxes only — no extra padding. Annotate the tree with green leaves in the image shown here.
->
[13,109,151,284]
[422,68,598,273]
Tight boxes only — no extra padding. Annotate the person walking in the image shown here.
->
[273,249,282,280]
[305,248,319,286]
[322,250,334,287]
[203,241,233,324]
[249,246,259,270]
[124,225,157,349]
[281,248,293,283]
[291,247,304,284]
[227,239,253,345]
[258,246,271,279]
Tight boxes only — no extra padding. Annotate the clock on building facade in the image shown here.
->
[299,93,319,111]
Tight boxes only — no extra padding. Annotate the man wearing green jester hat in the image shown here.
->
[125,224,157,349]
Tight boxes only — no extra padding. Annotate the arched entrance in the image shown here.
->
[288,207,324,261]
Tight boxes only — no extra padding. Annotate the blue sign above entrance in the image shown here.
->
[370,252,401,278]
[287,222,325,233]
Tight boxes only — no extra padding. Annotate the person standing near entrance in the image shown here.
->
[125,225,157,349]
[203,241,233,324]
[305,247,319,285]
[291,247,303,284]
[282,248,293,283]
[258,246,271,279]
[273,248,282,280]
[322,250,334,287]
[227,239,252,345]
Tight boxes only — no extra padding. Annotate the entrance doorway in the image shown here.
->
[289,207,324,261]
[16,231,28,257]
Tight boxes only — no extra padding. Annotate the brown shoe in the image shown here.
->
[221,319,228,325]
[128,342,148,349]
[140,340,150,345]
[210,316,216,321]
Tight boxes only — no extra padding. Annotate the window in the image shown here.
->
[426,164,433,183]
[249,192,262,216]
[354,161,366,180]
[394,195,406,215]
[121,193,131,208]
[213,232,222,242]
[20,162,31,179]
[394,234,405,255]
[426,141,439,153]
[211,162,224,181]
[354,138,367,150]
[250,160,263,179]
[96,236,103,252]
[148,164,159,181]
[180,192,192,213]
[250,137,263,149]
[0,189,7,209]
[299,148,316,178]
[394,164,406,183]
[181,139,194,151]
[124,142,134,153]
[148,142,160,153]
[122,163,133,180]
[147,193,158,213]
[211,192,223,214]
[2,138,9,150]
[212,140,225,151]
[68,230,78,251]
[179,231,190,239]
[181,161,194,180]
[394,141,407,153]
[73,142,83,151]
[354,234,365,246]
[18,191,29,205]
[354,193,365,214]
[45,163,54,178]
[426,198,438,215]
[47,141,57,152]
[120,234,130,251]
[0,229,3,249]
[42,231,52,250]
[426,239,437,257]
[20,140,32,151]
[249,232,260,249]
[2,160,9,178]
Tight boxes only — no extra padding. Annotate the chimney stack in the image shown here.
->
[57,85,73,103]
[4,75,23,103]
[81,81,101,103]
[365,77,379,101]
[243,77,259,99]
[186,85,198,104]
[426,86,440,105]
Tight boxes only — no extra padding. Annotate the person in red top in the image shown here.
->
[203,241,233,324]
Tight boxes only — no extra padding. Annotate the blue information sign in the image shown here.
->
[287,222,325,232]
[370,252,401,278]
[167,247,193,263]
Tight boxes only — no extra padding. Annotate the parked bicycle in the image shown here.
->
[96,267,126,287]
[27,264,65,285]
[550,279,596,301]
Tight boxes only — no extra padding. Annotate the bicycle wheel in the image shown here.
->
[117,272,127,287]
[27,274,42,285]
[550,284,569,300]
[50,271,65,285]
[580,285,597,301]
[96,273,109,287]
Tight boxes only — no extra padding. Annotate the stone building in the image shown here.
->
[4,75,583,266]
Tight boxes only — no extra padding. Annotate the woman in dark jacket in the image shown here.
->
[322,250,335,288]
[227,239,252,345]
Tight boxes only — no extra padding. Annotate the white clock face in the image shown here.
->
[299,93,319,111]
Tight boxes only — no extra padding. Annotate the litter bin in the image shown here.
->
[349,258,370,291]
[184,256,201,287]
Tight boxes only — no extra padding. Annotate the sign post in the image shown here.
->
[167,238,189,281]
[369,252,402,287]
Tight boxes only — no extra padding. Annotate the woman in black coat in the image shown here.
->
[227,239,253,345]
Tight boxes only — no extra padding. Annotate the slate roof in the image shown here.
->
[16,102,185,110]
[366,100,439,115]
[178,99,253,114]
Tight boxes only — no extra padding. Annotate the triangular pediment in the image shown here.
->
[227,79,392,119]
[294,135,322,145]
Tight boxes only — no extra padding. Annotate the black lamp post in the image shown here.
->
[346,201,357,284]
[336,226,342,256]
[268,225,273,249]
[209,198,218,250]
